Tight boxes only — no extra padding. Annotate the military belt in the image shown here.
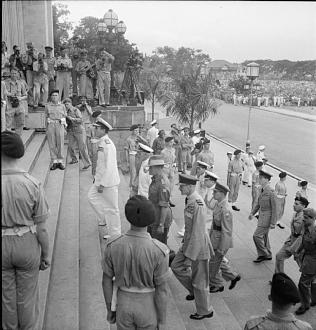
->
[120,286,155,293]
[213,223,222,231]
[2,225,36,237]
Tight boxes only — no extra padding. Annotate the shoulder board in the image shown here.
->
[105,234,124,247]
[196,199,204,206]
[245,316,266,329]
[152,238,170,256]
[104,138,111,144]
[97,145,104,151]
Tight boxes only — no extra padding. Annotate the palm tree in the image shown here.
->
[161,63,220,130]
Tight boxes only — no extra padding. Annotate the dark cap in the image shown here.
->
[62,98,72,104]
[165,136,174,143]
[50,89,60,96]
[300,180,308,187]
[1,131,25,159]
[130,124,139,131]
[259,170,272,180]
[254,161,263,168]
[303,208,316,219]
[59,46,66,51]
[295,196,309,208]
[92,110,101,118]
[271,273,300,304]
[80,49,88,54]
[79,95,87,100]
[279,171,287,179]
[234,149,242,156]
[179,173,199,185]
[245,141,251,147]
[125,195,156,227]
[214,182,230,194]
[45,46,53,50]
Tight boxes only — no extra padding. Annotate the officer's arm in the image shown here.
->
[219,210,233,253]
[102,273,113,312]
[270,191,278,227]
[158,187,170,227]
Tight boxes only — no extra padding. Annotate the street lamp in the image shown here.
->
[245,62,259,143]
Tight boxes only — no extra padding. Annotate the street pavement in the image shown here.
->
[154,103,316,185]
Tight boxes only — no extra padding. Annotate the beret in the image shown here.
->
[254,161,263,168]
[271,273,300,304]
[295,196,309,207]
[195,142,203,150]
[165,136,174,142]
[246,141,251,147]
[303,208,316,219]
[50,89,60,96]
[197,160,209,169]
[227,151,233,155]
[92,110,101,118]
[125,195,156,227]
[259,170,272,180]
[179,173,198,185]
[130,124,139,131]
[300,180,308,187]
[45,46,53,50]
[62,98,72,104]
[214,182,230,194]
[1,131,25,159]
[234,149,242,155]
[204,171,219,181]
[279,171,287,178]
[148,155,165,167]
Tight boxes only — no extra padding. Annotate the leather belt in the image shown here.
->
[212,223,222,231]
[120,286,155,293]
[2,225,36,237]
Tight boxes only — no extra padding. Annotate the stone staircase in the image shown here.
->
[18,130,315,330]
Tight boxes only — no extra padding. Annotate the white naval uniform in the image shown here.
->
[147,126,159,147]
[138,158,152,198]
[88,134,121,236]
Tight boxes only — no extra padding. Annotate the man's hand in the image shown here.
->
[106,311,116,324]
[98,185,104,193]
[156,225,164,234]
[39,257,50,271]
[248,214,253,220]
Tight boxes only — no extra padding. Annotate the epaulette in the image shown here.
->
[196,198,204,206]
[104,137,111,144]
[152,238,170,256]
[97,145,104,152]
[245,316,266,329]
[105,234,124,247]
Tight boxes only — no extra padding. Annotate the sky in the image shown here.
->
[57,1,316,63]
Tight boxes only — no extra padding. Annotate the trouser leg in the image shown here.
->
[26,70,33,105]
[46,123,58,162]
[220,257,238,282]
[147,225,169,245]
[71,69,78,96]
[56,73,64,101]
[1,103,6,132]
[298,273,316,308]
[42,79,49,104]
[104,72,111,105]
[48,79,56,98]
[33,81,40,107]
[192,259,212,315]
[55,123,65,163]
[5,105,15,130]
[209,251,223,284]
[78,74,85,97]
[97,73,105,105]
[171,250,194,295]
[275,245,291,273]
[68,131,77,161]
[228,176,237,203]
[76,131,91,166]
[64,72,70,99]
[88,184,107,226]
[14,107,25,136]
[129,154,136,188]
[253,226,271,258]
[2,268,18,330]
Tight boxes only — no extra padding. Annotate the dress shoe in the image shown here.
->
[295,305,309,315]
[58,163,65,170]
[50,163,58,171]
[23,127,30,130]
[253,256,272,263]
[229,275,241,290]
[277,222,285,229]
[190,312,213,320]
[82,164,91,170]
[255,214,259,219]
[209,285,224,293]
[69,159,78,164]
[186,294,195,301]
[232,205,240,211]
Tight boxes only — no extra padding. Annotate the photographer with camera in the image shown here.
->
[54,46,72,101]
[75,49,94,100]
[4,67,27,136]
[9,45,24,73]
[33,52,49,108]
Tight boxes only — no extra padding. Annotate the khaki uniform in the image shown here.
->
[75,60,93,99]
[33,60,49,106]
[170,129,182,170]
[196,150,215,168]
[45,102,67,164]
[85,124,98,176]
[227,158,243,203]
[1,81,8,131]
[275,180,287,221]
[251,170,261,210]
[44,56,56,96]
[161,147,176,194]
[298,225,316,308]
[88,134,121,236]
[2,169,50,330]
[209,199,237,287]
[171,191,214,316]
[138,158,152,198]
[252,184,277,258]
[148,174,172,244]
[180,135,193,169]
[125,135,138,190]
[54,56,72,101]
[275,210,304,273]
[66,106,90,167]
[102,230,171,330]
[244,311,312,330]
[96,56,114,105]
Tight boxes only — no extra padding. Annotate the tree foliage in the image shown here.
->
[53,3,73,50]
[228,76,250,94]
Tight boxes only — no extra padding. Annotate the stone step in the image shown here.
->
[21,128,36,149]
[17,133,46,173]
[44,159,80,330]
[37,145,68,330]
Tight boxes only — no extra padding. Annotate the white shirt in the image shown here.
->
[94,134,120,187]
[138,158,152,198]
[147,126,159,147]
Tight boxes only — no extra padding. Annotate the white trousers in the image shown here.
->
[88,184,121,236]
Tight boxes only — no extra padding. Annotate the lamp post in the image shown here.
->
[245,62,259,143]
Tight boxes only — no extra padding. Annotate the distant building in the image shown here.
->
[2,0,53,53]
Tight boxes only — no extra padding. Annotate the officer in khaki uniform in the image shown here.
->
[249,170,277,263]
[227,149,243,211]
[171,174,214,320]
[244,272,312,330]
[102,195,171,330]
[275,196,309,273]
[209,182,241,293]
[251,161,263,210]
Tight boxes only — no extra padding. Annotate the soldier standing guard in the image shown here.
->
[96,50,115,107]
[75,49,94,100]
[171,174,214,320]
[244,273,312,330]
[209,182,241,293]
[54,47,72,101]
[101,195,170,329]
[44,46,56,97]
[88,117,121,237]
[45,90,67,170]
[227,149,243,211]
[63,98,91,169]
[249,170,277,263]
